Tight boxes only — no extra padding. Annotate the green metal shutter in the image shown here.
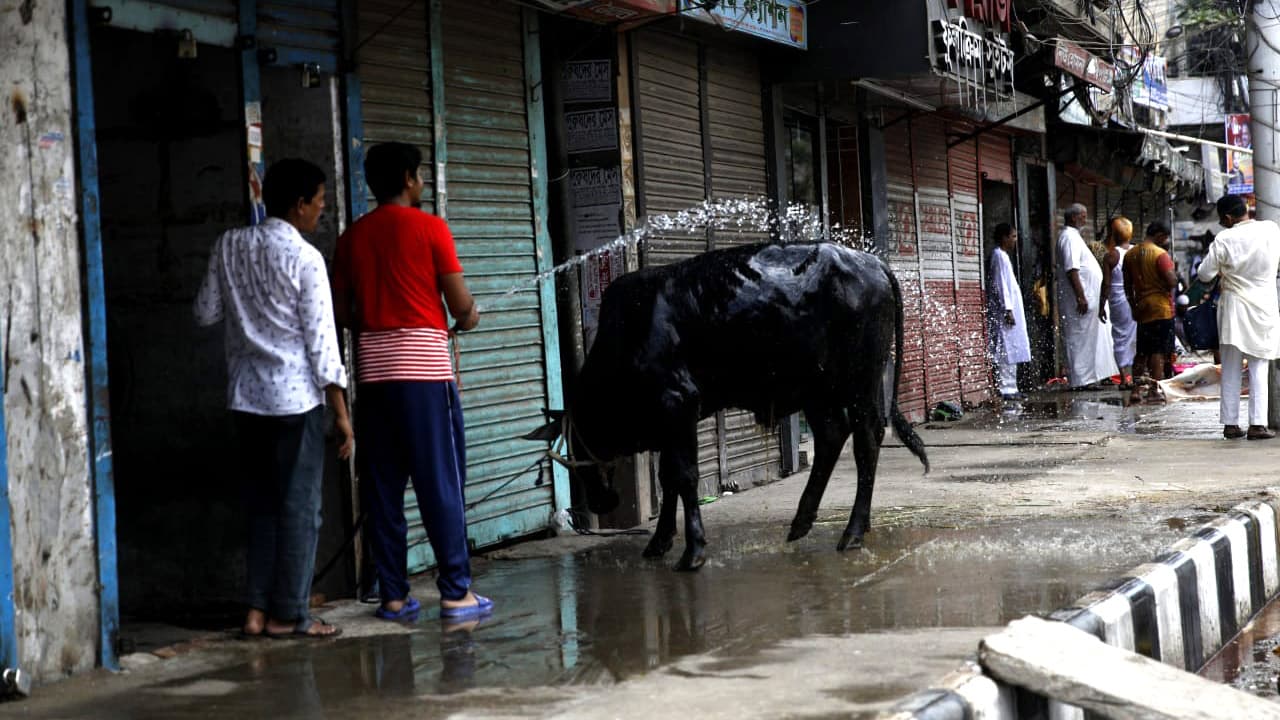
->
[357,0,435,209]
[633,29,719,495]
[402,0,556,570]
[704,44,780,489]
[257,0,341,66]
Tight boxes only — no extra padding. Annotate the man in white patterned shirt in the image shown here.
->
[195,158,352,638]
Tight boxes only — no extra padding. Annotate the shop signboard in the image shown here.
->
[678,0,806,49]
[1054,38,1114,92]
[1226,113,1254,195]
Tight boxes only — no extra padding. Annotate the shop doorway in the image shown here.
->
[88,24,354,631]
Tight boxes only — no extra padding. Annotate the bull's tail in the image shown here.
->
[886,268,930,473]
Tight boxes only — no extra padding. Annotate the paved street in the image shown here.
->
[8,390,1279,719]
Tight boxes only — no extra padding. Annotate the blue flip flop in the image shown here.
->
[440,594,494,620]
[375,596,421,621]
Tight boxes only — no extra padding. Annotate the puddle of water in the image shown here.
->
[972,390,1233,440]
[1201,597,1280,699]
[30,518,1183,718]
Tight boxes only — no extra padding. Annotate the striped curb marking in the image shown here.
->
[888,499,1280,719]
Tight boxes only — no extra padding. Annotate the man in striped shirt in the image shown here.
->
[333,142,488,621]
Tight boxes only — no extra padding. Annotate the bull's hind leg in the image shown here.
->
[787,405,851,542]
[653,429,707,571]
[838,405,886,551]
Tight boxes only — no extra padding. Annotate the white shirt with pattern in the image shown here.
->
[195,217,347,416]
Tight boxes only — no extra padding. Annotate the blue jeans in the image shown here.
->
[235,406,324,621]
[357,381,471,602]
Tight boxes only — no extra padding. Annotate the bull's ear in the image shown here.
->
[523,409,565,442]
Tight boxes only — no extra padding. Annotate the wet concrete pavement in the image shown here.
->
[9,390,1280,718]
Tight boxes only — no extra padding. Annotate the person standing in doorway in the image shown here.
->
[195,158,352,639]
[331,142,490,620]
[1125,222,1178,404]
[1103,217,1137,388]
[987,223,1030,401]
[1197,195,1280,440]
[1057,203,1118,389]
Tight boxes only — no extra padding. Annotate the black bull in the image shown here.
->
[526,242,929,570]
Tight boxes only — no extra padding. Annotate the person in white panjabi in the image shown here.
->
[1197,194,1280,440]
[1057,203,1119,389]
[987,223,1031,401]
[1102,216,1137,387]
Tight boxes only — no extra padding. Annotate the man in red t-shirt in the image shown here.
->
[332,142,487,621]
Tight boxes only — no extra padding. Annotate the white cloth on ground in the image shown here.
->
[1197,219,1280,359]
[1220,343,1269,427]
[988,246,1031,365]
[1108,244,1136,369]
[1057,226,1119,386]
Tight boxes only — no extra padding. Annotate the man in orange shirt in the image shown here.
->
[1124,222,1178,403]
[332,142,488,620]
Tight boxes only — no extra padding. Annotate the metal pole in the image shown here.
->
[1246,1,1280,428]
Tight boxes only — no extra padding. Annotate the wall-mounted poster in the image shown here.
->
[1226,113,1254,195]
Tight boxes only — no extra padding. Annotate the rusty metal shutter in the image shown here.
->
[948,131,989,405]
[705,43,779,489]
[398,0,557,570]
[912,116,960,407]
[979,133,1013,184]
[883,120,926,421]
[357,0,435,209]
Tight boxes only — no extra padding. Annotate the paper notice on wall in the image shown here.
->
[571,166,622,207]
[581,244,627,351]
[574,204,623,252]
[566,109,618,153]
[563,60,613,104]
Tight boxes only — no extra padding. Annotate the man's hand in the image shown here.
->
[1076,295,1089,315]
[1004,309,1015,327]
[1099,304,1108,323]
[334,414,354,460]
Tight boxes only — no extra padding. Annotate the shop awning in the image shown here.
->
[1051,124,1203,193]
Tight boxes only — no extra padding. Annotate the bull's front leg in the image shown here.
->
[642,478,679,558]
[838,409,886,551]
[661,428,706,571]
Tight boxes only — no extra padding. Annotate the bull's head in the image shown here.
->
[524,409,621,515]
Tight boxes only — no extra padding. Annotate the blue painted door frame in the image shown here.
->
[70,0,121,672]
[0,324,17,675]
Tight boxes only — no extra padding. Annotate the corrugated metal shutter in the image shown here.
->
[635,31,707,267]
[633,30,718,492]
[257,0,341,62]
[883,121,926,420]
[705,44,779,488]
[979,133,1013,184]
[948,132,988,405]
[357,0,435,209]
[400,0,555,571]
[912,116,960,407]
[159,0,236,17]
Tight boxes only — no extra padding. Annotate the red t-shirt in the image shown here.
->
[333,205,464,382]
[333,205,463,332]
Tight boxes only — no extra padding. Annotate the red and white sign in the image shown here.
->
[947,0,1011,33]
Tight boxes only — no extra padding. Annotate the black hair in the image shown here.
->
[1217,194,1248,220]
[365,142,422,202]
[263,158,326,219]
[993,223,1013,242]
[1146,221,1170,238]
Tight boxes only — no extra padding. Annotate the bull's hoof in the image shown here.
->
[836,533,865,552]
[642,534,674,558]
[787,519,813,542]
[674,547,706,572]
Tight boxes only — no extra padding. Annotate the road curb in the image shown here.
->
[887,498,1280,719]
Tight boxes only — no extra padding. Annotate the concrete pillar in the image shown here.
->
[1247,5,1280,428]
